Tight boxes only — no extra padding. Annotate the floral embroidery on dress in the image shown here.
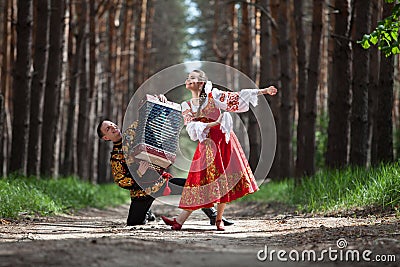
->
[219,92,226,102]
[226,93,240,112]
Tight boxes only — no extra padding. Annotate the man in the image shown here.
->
[97,117,234,226]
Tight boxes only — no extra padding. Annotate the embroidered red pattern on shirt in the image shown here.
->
[219,92,226,102]
[226,93,240,112]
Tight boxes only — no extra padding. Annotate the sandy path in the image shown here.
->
[0,200,399,267]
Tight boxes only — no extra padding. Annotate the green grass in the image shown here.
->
[240,162,400,214]
[0,176,130,219]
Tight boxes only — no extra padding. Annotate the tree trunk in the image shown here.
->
[369,1,381,165]
[97,3,117,184]
[88,0,97,183]
[133,0,147,92]
[41,0,64,177]
[238,1,259,170]
[375,2,394,163]
[349,0,372,167]
[127,0,137,98]
[293,0,307,178]
[108,4,116,120]
[0,93,4,176]
[264,0,281,179]
[62,0,79,176]
[240,1,252,78]
[259,0,278,179]
[77,0,89,180]
[27,0,50,176]
[247,1,261,171]
[278,0,294,178]
[57,0,70,176]
[259,0,275,98]
[10,0,33,175]
[326,0,352,169]
[143,0,154,79]
[0,0,9,176]
[303,0,323,176]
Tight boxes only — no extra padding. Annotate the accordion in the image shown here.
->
[132,95,183,168]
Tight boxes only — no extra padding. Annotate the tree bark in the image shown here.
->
[96,4,116,184]
[238,1,259,170]
[326,0,352,169]
[369,1,381,165]
[77,0,89,180]
[375,2,394,163]
[349,0,372,167]
[10,0,33,175]
[0,0,9,176]
[127,0,137,98]
[278,0,294,178]
[0,93,4,176]
[143,0,154,79]
[240,1,252,78]
[41,0,64,177]
[264,0,281,179]
[133,0,147,92]
[303,0,323,176]
[294,0,307,178]
[88,0,97,183]
[27,0,50,176]
[108,4,116,120]
[62,0,79,176]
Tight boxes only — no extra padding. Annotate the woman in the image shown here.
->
[162,70,277,231]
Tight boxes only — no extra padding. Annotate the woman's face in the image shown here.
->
[185,72,204,92]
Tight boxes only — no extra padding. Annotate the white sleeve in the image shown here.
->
[181,100,210,143]
[219,112,233,143]
[210,86,259,112]
[186,121,210,143]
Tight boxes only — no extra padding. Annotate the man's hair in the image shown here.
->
[97,119,107,139]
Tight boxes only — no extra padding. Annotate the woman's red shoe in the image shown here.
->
[161,216,182,230]
[216,219,225,231]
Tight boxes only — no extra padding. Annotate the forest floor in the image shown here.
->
[0,198,399,267]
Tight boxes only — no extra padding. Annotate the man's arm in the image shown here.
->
[110,155,136,189]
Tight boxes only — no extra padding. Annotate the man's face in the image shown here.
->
[100,121,122,142]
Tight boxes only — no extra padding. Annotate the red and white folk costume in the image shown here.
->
[179,81,260,210]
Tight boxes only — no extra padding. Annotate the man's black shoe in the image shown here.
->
[201,207,234,226]
[210,216,234,226]
[146,210,156,221]
[127,218,147,226]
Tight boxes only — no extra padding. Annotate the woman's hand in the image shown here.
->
[216,113,223,124]
[259,86,278,96]
[137,161,150,177]
[205,114,223,129]
[156,94,168,103]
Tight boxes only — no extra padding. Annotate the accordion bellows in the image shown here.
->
[132,95,183,168]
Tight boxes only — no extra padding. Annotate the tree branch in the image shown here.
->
[227,0,278,30]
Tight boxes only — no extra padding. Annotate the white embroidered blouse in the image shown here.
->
[181,81,259,143]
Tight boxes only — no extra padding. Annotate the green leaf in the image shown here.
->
[361,40,371,49]
[370,36,378,45]
[390,31,398,41]
[391,46,400,55]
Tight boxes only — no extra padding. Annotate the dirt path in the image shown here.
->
[0,200,399,267]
